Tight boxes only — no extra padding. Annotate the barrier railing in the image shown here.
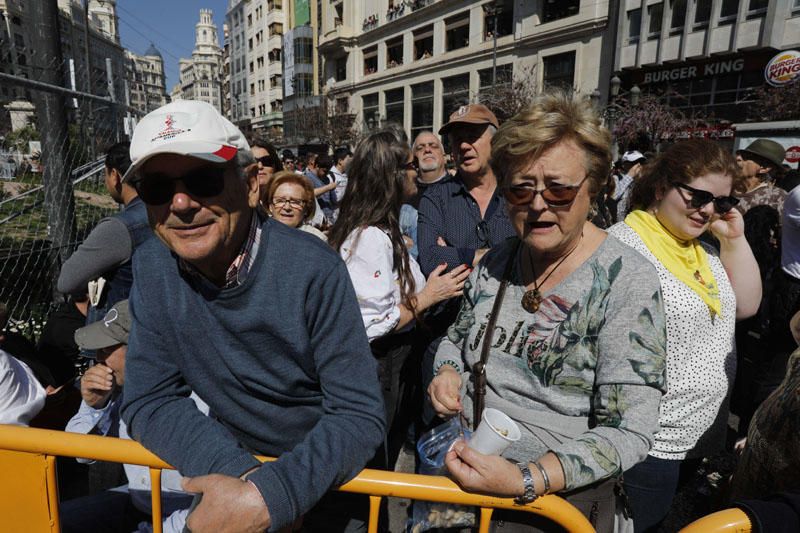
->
[0,425,594,533]
[679,508,752,533]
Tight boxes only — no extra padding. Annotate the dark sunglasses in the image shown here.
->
[503,176,589,208]
[402,158,419,172]
[671,182,739,214]
[256,155,277,168]
[134,166,228,205]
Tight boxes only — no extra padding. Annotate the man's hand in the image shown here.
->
[444,440,523,497]
[80,364,114,408]
[182,474,271,533]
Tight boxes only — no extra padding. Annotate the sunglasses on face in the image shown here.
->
[256,156,277,168]
[134,166,228,205]
[402,159,419,172]
[503,176,589,208]
[671,182,739,214]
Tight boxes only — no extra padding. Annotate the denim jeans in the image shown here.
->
[624,456,698,533]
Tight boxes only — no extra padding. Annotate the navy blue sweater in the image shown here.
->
[121,217,386,530]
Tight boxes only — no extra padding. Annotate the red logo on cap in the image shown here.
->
[151,113,188,142]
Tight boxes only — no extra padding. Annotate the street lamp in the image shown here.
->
[482,2,502,87]
[603,75,640,159]
[589,88,601,109]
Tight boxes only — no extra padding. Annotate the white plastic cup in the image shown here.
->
[467,407,521,456]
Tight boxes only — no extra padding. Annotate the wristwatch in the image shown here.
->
[514,462,537,504]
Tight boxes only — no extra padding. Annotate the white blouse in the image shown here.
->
[608,223,737,460]
[340,226,426,342]
[0,349,46,426]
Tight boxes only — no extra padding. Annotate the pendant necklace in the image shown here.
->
[521,234,583,314]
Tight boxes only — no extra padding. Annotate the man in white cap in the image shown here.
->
[119,100,385,532]
[611,150,646,222]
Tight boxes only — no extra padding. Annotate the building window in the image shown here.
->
[269,23,284,36]
[479,64,513,90]
[694,0,712,27]
[268,49,281,62]
[441,74,470,126]
[250,83,255,95]
[363,46,377,75]
[413,26,434,60]
[295,73,312,96]
[336,97,348,114]
[248,38,253,50]
[411,82,434,140]
[793,0,800,11]
[335,56,347,81]
[483,0,513,40]
[249,62,254,73]
[648,3,663,35]
[670,0,687,33]
[543,51,575,90]
[363,93,379,130]
[387,37,403,68]
[748,0,768,13]
[445,12,470,52]
[271,74,283,88]
[628,9,641,43]
[542,0,579,23]
[720,0,739,20]
[294,37,313,64]
[247,14,252,27]
[257,56,264,68]
[385,88,404,125]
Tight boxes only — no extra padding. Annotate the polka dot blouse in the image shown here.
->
[608,223,737,460]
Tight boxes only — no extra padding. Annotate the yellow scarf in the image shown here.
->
[625,210,721,318]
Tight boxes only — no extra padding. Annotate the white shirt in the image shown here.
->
[0,349,46,425]
[340,226,426,341]
[782,186,800,279]
[609,224,737,459]
[330,166,348,203]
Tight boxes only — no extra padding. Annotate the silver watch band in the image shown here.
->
[514,462,537,504]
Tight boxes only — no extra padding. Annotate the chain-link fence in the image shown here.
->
[0,1,137,339]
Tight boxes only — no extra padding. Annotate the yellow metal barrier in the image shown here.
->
[0,424,594,533]
[679,508,752,533]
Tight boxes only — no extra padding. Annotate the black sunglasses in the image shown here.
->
[134,166,229,205]
[402,158,419,172]
[504,176,589,208]
[671,182,739,214]
[256,155,278,168]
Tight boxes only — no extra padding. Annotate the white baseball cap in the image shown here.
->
[123,100,250,182]
[621,150,646,163]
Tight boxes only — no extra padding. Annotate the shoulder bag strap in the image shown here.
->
[473,240,520,427]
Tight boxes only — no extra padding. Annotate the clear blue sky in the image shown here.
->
[117,0,228,91]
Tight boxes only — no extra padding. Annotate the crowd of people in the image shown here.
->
[1,91,799,533]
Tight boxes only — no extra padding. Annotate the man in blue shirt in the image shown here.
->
[417,104,514,276]
[118,100,385,533]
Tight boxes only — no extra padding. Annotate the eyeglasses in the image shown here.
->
[256,155,277,168]
[403,159,419,172]
[271,197,306,210]
[671,182,739,214]
[134,166,228,205]
[503,176,589,208]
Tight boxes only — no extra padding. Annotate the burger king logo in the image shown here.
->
[765,50,800,87]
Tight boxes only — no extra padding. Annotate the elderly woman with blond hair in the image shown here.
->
[428,91,668,531]
[265,171,327,241]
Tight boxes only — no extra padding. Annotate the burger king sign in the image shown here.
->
[765,50,800,87]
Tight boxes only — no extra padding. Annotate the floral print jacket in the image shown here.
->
[433,236,668,491]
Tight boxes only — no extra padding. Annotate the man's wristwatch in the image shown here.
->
[514,462,537,504]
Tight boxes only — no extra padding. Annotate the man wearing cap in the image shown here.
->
[62,300,206,533]
[119,100,385,533]
[611,150,646,223]
[58,142,152,329]
[736,138,787,217]
[417,104,514,276]
[416,105,515,422]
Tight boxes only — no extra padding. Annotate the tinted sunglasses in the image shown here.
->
[134,166,228,205]
[504,176,589,208]
[256,155,278,168]
[403,158,419,172]
[671,182,739,214]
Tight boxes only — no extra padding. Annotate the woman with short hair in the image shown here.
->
[608,139,760,532]
[428,91,668,531]
[265,171,327,241]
